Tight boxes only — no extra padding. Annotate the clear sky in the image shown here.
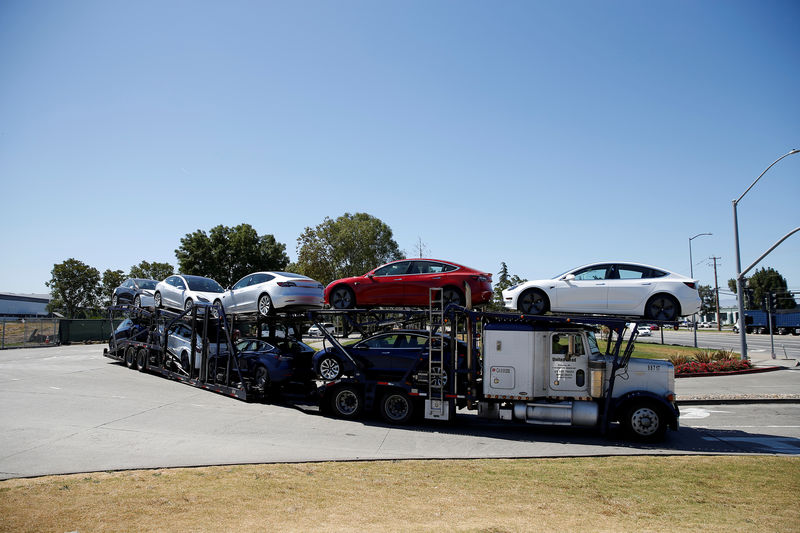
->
[1,0,798,302]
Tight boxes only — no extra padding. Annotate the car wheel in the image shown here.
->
[644,294,679,322]
[329,386,363,419]
[154,292,162,309]
[518,289,549,315]
[442,287,464,308]
[258,293,274,317]
[184,298,194,312]
[429,366,449,388]
[133,295,141,307]
[112,295,118,306]
[180,352,191,376]
[380,391,414,424]
[136,348,148,371]
[254,365,270,392]
[318,355,342,380]
[623,401,667,442]
[211,300,222,319]
[125,345,137,369]
[330,286,355,309]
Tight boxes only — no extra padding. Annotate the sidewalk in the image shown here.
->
[675,353,800,404]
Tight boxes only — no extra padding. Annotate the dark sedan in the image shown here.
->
[108,318,149,354]
[312,329,467,385]
[112,278,159,307]
[211,337,316,397]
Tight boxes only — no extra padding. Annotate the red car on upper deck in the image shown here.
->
[324,258,493,309]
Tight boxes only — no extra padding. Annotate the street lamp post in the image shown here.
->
[689,232,712,348]
[733,148,800,361]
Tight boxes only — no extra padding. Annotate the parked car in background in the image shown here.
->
[502,262,700,322]
[112,278,158,307]
[325,259,492,309]
[636,325,652,337]
[154,274,226,313]
[312,329,468,385]
[307,323,335,337]
[217,271,324,317]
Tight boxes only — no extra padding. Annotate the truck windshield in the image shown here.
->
[586,332,602,356]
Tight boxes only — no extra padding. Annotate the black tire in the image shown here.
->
[136,348,148,371]
[380,391,414,424]
[133,295,141,307]
[329,285,355,310]
[254,365,270,397]
[517,289,549,315]
[329,386,363,419]
[442,287,464,308]
[180,352,191,376]
[644,294,679,322]
[111,295,118,306]
[623,401,667,442]
[258,293,274,317]
[184,298,194,312]
[318,354,342,380]
[125,346,137,369]
[154,292,163,309]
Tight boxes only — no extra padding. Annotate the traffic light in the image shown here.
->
[769,292,779,312]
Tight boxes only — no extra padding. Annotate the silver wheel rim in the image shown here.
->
[429,367,448,387]
[332,288,352,309]
[255,367,268,388]
[320,358,340,380]
[384,394,410,421]
[335,389,359,416]
[211,302,220,318]
[259,295,272,316]
[184,299,193,311]
[155,293,161,308]
[134,295,141,307]
[112,295,118,306]
[630,407,660,437]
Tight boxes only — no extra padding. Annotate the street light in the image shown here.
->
[689,232,712,348]
[733,148,800,360]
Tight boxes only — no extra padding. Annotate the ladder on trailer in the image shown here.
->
[426,287,449,419]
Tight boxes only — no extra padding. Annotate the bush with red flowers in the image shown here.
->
[674,358,753,375]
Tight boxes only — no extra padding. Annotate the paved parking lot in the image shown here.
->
[1,345,798,480]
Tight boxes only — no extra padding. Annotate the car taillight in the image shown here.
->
[474,276,490,282]
[277,282,296,287]
[684,282,697,290]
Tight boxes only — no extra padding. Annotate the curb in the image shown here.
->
[675,366,786,378]
[677,397,800,405]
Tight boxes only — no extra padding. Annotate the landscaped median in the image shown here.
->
[667,349,770,377]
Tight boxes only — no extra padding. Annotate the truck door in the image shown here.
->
[548,332,590,395]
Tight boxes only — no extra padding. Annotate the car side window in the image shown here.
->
[572,266,608,281]
[123,279,134,289]
[362,335,398,349]
[373,262,411,276]
[251,273,274,285]
[551,333,585,356]
[617,265,649,279]
[233,276,251,290]
[407,335,428,347]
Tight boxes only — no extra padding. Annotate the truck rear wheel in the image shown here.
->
[125,346,137,369]
[329,385,362,419]
[380,391,414,424]
[136,348,148,371]
[623,401,667,442]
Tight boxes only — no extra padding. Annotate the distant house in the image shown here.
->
[0,293,52,317]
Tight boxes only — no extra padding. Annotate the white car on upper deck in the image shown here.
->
[502,262,700,321]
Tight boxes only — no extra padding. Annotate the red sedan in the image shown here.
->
[325,259,493,309]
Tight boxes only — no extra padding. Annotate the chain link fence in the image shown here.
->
[0,318,60,349]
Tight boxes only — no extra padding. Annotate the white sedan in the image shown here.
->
[502,262,701,321]
[217,271,324,316]
[154,274,226,313]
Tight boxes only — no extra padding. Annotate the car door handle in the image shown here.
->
[432,277,441,280]
[595,283,606,286]
[381,351,391,355]
[641,282,652,285]
[393,278,403,281]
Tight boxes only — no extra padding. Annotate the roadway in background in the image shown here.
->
[637,329,800,359]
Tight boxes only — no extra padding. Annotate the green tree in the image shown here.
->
[175,224,289,287]
[129,260,174,281]
[698,284,716,315]
[101,269,126,306]
[46,258,101,318]
[747,267,796,310]
[488,262,526,311]
[294,212,403,285]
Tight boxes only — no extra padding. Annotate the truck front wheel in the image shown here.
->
[623,401,667,442]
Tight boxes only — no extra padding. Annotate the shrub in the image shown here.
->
[693,349,714,363]
[711,349,736,361]
[667,353,691,366]
[675,358,753,375]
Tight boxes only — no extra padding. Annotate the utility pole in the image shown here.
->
[708,256,722,331]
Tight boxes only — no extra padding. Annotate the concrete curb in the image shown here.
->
[677,397,800,405]
[675,366,786,378]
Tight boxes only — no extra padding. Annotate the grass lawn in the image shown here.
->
[0,456,796,532]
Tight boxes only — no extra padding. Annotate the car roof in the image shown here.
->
[560,262,684,277]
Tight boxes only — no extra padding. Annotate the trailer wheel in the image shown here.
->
[380,391,414,424]
[258,293,274,317]
[623,401,667,442]
[329,286,355,310]
[318,355,342,380]
[154,292,163,309]
[136,348,148,371]
[329,386,362,419]
[125,346,138,369]
[644,294,679,322]
[518,289,549,315]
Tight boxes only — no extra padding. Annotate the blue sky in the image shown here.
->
[1,0,798,301]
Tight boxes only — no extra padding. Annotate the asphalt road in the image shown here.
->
[0,345,798,480]
[637,329,800,359]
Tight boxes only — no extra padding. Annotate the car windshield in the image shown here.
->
[138,280,158,290]
[185,276,224,292]
[274,272,310,279]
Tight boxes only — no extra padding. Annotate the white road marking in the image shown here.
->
[680,407,732,419]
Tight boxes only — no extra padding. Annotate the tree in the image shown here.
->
[46,258,101,318]
[488,262,526,311]
[747,267,796,310]
[175,224,289,287]
[294,213,403,285]
[698,284,715,315]
[129,260,174,281]
[101,269,126,306]
[412,237,430,258]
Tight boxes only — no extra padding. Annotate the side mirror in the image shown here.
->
[563,274,576,281]
[366,273,374,279]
